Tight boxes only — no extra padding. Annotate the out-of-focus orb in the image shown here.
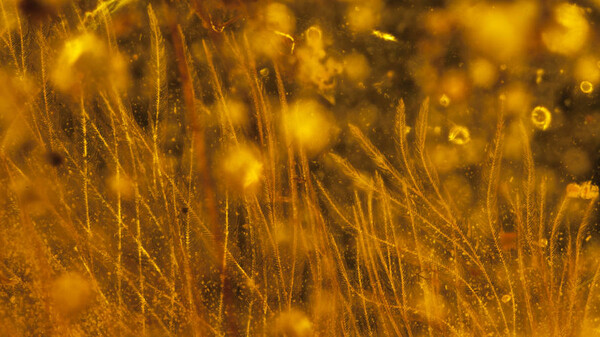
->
[574,56,600,83]
[222,145,264,193]
[562,147,591,176]
[265,2,296,34]
[52,33,128,94]
[51,272,93,318]
[431,144,459,173]
[469,58,498,88]
[343,52,370,83]
[346,3,381,32]
[505,84,532,115]
[284,100,336,155]
[542,3,589,56]
[441,70,468,102]
[457,1,536,62]
[273,309,313,337]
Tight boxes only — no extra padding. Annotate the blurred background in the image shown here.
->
[1,0,599,336]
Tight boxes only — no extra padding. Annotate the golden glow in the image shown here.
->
[222,146,264,192]
[265,3,296,34]
[285,100,334,154]
[343,52,370,83]
[347,5,380,32]
[567,181,599,200]
[575,56,600,83]
[457,1,536,62]
[3,1,600,335]
[51,273,92,318]
[52,33,128,94]
[542,3,589,55]
[470,58,498,88]
[505,84,532,115]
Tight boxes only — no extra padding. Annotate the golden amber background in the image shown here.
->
[0,0,599,336]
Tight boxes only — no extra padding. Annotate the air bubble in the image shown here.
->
[531,106,551,130]
[306,26,322,45]
[439,94,450,107]
[448,125,471,145]
[502,295,511,303]
[580,81,593,94]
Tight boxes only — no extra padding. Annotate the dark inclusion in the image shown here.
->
[46,151,64,167]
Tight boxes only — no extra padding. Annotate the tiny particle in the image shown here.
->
[371,30,397,42]
[580,80,593,94]
[536,69,544,84]
[181,207,189,214]
[439,94,450,107]
[531,106,551,130]
[448,125,471,145]
[502,294,512,303]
